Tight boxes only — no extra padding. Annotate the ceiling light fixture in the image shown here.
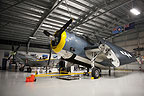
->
[130,8,140,15]
[75,32,83,35]
[29,37,37,39]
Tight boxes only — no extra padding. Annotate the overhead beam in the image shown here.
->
[55,7,119,31]
[81,0,132,25]
[66,2,100,32]
[1,13,38,24]
[67,0,130,36]
[0,0,26,13]
[0,39,49,49]
[1,1,43,16]
[27,0,63,45]
[69,0,91,9]
[84,0,129,24]
[50,11,113,33]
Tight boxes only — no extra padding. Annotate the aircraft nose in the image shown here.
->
[51,31,67,53]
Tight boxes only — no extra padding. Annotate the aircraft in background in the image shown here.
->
[43,18,136,79]
[8,48,59,72]
[16,52,59,72]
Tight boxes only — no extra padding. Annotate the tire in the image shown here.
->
[59,67,67,74]
[91,67,101,79]
[27,67,32,73]
[19,67,24,72]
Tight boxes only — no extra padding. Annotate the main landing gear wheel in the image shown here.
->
[59,67,67,74]
[27,67,32,73]
[19,67,24,72]
[91,67,101,79]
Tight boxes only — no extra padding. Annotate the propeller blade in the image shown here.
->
[7,55,12,60]
[12,55,15,63]
[55,18,73,37]
[12,44,14,51]
[46,44,52,73]
[43,30,52,37]
[14,45,20,52]
[60,18,73,32]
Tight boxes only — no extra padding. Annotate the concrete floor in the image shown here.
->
[0,71,144,96]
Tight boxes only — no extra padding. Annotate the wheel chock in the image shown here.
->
[91,77,94,79]
[35,71,38,75]
[25,74,36,82]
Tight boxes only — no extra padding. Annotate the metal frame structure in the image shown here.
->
[0,0,144,52]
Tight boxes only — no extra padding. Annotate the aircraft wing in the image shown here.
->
[84,38,136,67]
[16,52,37,61]
[16,52,43,66]
[16,52,59,67]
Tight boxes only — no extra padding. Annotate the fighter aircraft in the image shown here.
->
[8,47,59,72]
[16,52,59,72]
[43,18,136,79]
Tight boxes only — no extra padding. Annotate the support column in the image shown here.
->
[109,66,111,76]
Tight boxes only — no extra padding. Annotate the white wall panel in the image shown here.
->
[126,33,138,40]
[124,46,136,52]
[113,35,125,42]
[140,38,144,44]
[117,62,144,70]
[112,29,144,53]
[139,31,144,38]
[126,39,137,46]
[115,42,126,47]
[0,50,4,68]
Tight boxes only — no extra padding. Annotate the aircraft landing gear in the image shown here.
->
[19,67,24,72]
[27,67,32,73]
[109,67,111,76]
[83,67,90,76]
[59,67,67,74]
[91,67,101,79]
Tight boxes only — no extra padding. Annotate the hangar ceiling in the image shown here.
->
[0,0,144,52]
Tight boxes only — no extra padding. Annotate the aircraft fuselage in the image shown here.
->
[51,31,136,69]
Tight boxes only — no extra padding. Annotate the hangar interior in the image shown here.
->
[0,0,144,96]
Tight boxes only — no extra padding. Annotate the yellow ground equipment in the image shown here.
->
[34,71,91,77]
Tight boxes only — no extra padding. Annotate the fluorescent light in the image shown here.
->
[29,37,37,39]
[130,8,140,15]
[75,32,83,35]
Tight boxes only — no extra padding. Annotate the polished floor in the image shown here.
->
[0,70,144,96]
